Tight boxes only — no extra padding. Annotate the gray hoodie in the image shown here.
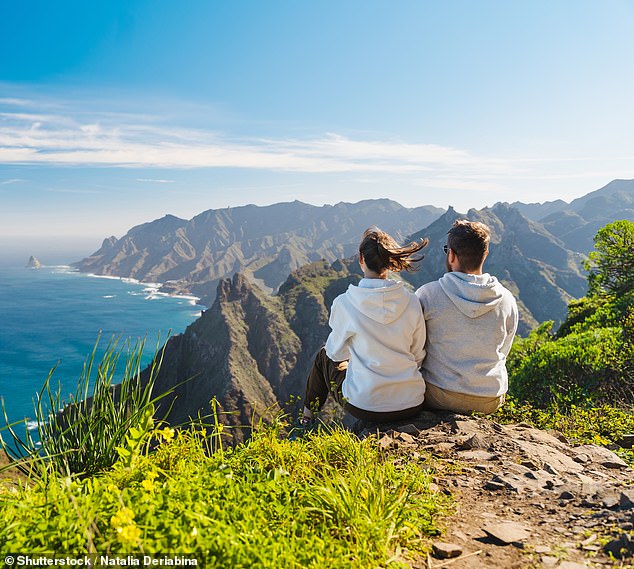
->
[415,272,518,397]
[325,278,426,412]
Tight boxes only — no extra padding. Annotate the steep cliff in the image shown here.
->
[143,261,360,439]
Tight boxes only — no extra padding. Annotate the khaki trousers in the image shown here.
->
[423,382,505,415]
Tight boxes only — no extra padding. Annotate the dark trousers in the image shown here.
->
[304,348,425,422]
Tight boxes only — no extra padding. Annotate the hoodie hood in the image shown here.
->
[345,280,411,324]
[439,272,506,318]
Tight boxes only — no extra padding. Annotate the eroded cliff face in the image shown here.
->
[143,261,360,441]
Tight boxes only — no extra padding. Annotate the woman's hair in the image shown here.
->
[358,227,428,274]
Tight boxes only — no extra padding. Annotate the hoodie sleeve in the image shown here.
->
[410,297,427,367]
[500,295,519,357]
[325,296,353,362]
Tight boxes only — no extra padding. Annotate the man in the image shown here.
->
[415,220,518,414]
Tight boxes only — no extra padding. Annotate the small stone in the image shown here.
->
[482,521,530,544]
[458,432,490,450]
[541,556,559,568]
[459,450,498,461]
[516,421,533,428]
[521,459,540,470]
[431,542,463,559]
[395,423,419,436]
[378,434,394,450]
[484,480,505,491]
[543,462,560,476]
[601,494,620,509]
[534,545,551,554]
[604,533,634,559]
[620,489,634,510]
[559,490,575,500]
[558,562,589,569]
[396,431,415,444]
[581,534,598,546]
[573,453,591,464]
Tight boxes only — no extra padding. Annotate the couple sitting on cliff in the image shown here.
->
[300,220,519,427]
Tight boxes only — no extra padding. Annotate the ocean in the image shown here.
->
[0,265,204,431]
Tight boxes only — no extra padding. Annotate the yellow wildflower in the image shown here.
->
[141,478,155,492]
[157,427,175,443]
[110,506,135,528]
[117,523,141,546]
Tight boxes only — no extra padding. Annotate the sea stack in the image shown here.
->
[26,255,42,269]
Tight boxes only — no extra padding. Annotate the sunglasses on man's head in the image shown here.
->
[443,245,450,254]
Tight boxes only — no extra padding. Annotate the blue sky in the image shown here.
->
[1,0,633,260]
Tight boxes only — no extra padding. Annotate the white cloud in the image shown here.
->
[137,178,176,183]
[0,102,516,177]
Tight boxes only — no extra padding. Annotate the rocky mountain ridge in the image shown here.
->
[404,202,587,333]
[507,178,634,253]
[75,199,443,306]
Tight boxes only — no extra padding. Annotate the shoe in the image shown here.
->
[288,417,318,441]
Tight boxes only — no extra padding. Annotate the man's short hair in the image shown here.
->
[447,220,490,271]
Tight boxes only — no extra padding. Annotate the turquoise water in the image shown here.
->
[0,266,203,430]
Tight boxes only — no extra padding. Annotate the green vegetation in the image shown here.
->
[1,418,448,566]
[496,220,634,462]
[1,337,169,478]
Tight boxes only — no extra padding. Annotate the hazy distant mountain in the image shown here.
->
[507,179,634,253]
[403,204,587,334]
[74,200,443,306]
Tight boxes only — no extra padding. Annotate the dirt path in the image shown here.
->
[355,412,634,569]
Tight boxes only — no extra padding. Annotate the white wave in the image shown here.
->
[102,295,116,299]
[26,420,40,431]
[87,273,121,281]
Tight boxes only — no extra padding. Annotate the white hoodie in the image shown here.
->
[415,272,518,397]
[325,278,426,412]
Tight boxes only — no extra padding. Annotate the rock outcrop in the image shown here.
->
[26,255,42,269]
[351,411,634,567]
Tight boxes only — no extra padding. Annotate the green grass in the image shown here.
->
[0,423,450,567]
[0,336,171,478]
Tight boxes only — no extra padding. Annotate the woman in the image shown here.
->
[301,227,428,426]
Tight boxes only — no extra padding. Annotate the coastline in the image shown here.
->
[79,270,202,306]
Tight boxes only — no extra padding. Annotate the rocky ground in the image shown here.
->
[350,411,634,569]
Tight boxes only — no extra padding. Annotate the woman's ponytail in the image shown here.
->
[359,227,428,274]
